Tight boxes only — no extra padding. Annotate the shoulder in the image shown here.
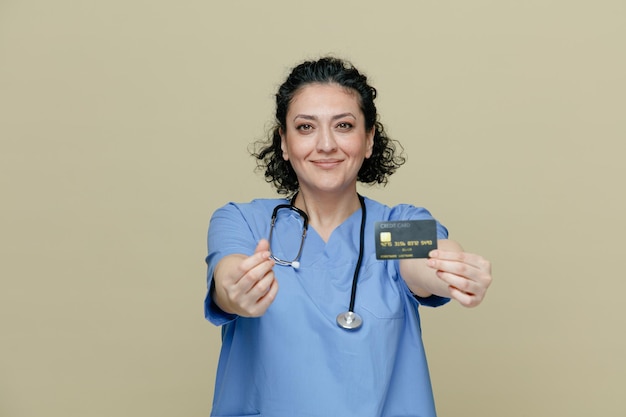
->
[212,198,288,219]
[362,196,448,238]
[207,198,289,252]
[362,196,436,221]
[209,198,289,234]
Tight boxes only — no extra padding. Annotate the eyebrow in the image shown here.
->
[292,112,357,122]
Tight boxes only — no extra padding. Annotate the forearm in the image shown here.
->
[210,240,278,317]
[211,254,247,314]
[399,239,463,298]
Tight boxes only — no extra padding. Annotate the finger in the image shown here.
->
[436,270,481,295]
[429,250,490,271]
[436,269,490,308]
[247,266,276,298]
[434,264,492,299]
[427,256,477,281]
[255,275,279,308]
[448,286,482,308]
[238,244,273,278]
[255,238,270,254]
[428,255,491,286]
[245,277,279,317]
[238,257,275,293]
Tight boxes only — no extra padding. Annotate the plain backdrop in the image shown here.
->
[1,1,625,416]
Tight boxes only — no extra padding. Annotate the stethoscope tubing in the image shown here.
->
[268,193,366,330]
[348,195,366,313]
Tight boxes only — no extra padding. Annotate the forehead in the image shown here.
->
[288,83,362,114]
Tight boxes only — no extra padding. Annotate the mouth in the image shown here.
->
[312,159,343,169]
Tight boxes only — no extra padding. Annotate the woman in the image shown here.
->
[205,57,492,417]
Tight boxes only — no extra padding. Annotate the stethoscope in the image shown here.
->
[268,194,366,330]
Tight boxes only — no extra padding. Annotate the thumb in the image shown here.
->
[255,238,270,254]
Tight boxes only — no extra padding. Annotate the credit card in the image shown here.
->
[374,220,438,259]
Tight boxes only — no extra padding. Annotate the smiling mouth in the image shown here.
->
[313,160,342,168]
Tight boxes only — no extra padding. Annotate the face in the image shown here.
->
[280,83,374,196]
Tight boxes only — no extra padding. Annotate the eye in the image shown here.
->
[296,124,313,132]
[336,122,354,130]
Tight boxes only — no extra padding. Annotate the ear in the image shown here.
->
[365,128,375,159]
[279,127,289,161]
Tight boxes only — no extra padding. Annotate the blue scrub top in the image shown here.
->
[205,197,449,417]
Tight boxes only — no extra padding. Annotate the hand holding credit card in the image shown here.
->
[375,220,438,259]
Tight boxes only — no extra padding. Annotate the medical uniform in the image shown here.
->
[205,197,449,417]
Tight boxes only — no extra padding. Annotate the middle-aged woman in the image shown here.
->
[205,57,493,417]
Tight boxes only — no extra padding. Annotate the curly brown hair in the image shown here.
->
[252,57,405,195]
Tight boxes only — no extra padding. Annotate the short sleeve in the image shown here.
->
[387,203,449,239]
[413,293,450,307]
[387,203,451,307]
[204,203,258,326]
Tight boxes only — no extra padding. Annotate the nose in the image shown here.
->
[316,126,337,153]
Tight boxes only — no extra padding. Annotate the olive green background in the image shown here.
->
[1,1,624,416]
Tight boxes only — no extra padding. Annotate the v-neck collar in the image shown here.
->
[298,197,366,268]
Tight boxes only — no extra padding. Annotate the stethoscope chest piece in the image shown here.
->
[336,311,362,330]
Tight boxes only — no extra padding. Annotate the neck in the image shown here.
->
[293,190,362,242]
